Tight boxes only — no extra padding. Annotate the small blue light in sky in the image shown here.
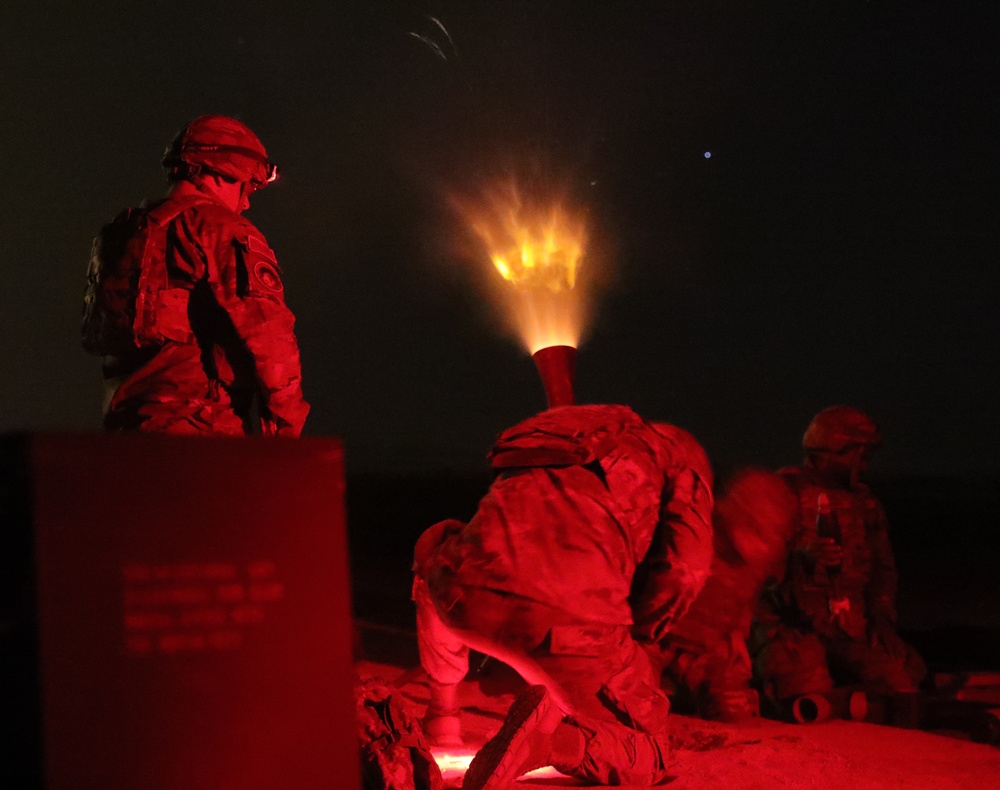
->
[704,151,712,159]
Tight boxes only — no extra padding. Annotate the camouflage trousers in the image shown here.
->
[757,625,927,701]
[413,574,673,786]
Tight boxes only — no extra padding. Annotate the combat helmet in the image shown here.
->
[802,406,882,454]
[162,115,278,188]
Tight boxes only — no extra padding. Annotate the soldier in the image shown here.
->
[82,115,309,436]
[412,405,714,789]
[651,467,797,722]
[756,406,926,712]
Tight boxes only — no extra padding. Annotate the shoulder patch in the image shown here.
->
[236,231,285,300]
[252,259,284,293]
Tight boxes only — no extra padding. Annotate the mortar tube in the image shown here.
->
[790,690,868,723]
[847,690,869,721]
[532,345,577,409]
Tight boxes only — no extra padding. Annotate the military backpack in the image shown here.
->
[356,676,444,790]
[82,196,203,356]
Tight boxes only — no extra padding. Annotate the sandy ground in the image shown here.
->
[356,648,1000,790]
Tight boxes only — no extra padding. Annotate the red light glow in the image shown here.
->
[430,747,569,783]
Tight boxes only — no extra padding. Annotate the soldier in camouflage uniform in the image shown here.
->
[756,407,926,708]
[83,115,309,436]
[412,405,714,789]
[651,468,798,722]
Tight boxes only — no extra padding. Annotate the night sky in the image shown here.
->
[3,1,998,479]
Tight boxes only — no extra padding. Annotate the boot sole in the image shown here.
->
[462,685,552,790]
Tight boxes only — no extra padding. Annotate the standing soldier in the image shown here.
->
[412,405,714,789]
[82,115,309,436]
[756,406,926,711]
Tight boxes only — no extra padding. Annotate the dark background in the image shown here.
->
[2,3,998,647]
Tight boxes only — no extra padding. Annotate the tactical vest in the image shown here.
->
[779,467,882,637]
[82,196,203,356]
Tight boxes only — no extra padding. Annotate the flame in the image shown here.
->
[474,204,584,293]
[454,178,591,354]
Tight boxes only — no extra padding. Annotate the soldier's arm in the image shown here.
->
[632,463,715,644]
[865,499,899,623]
[187,211,310,436]
[232,294,310,437]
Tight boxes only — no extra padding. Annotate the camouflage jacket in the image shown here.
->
[96,182,308,436]
[426,405,714,641]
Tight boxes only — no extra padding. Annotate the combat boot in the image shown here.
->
[462,685,563,790]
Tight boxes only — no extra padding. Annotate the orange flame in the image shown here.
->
[454,178,591,354]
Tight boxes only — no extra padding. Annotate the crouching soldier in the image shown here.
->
[412,405,714,789]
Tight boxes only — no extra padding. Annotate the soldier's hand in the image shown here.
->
[809,537,843,568]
